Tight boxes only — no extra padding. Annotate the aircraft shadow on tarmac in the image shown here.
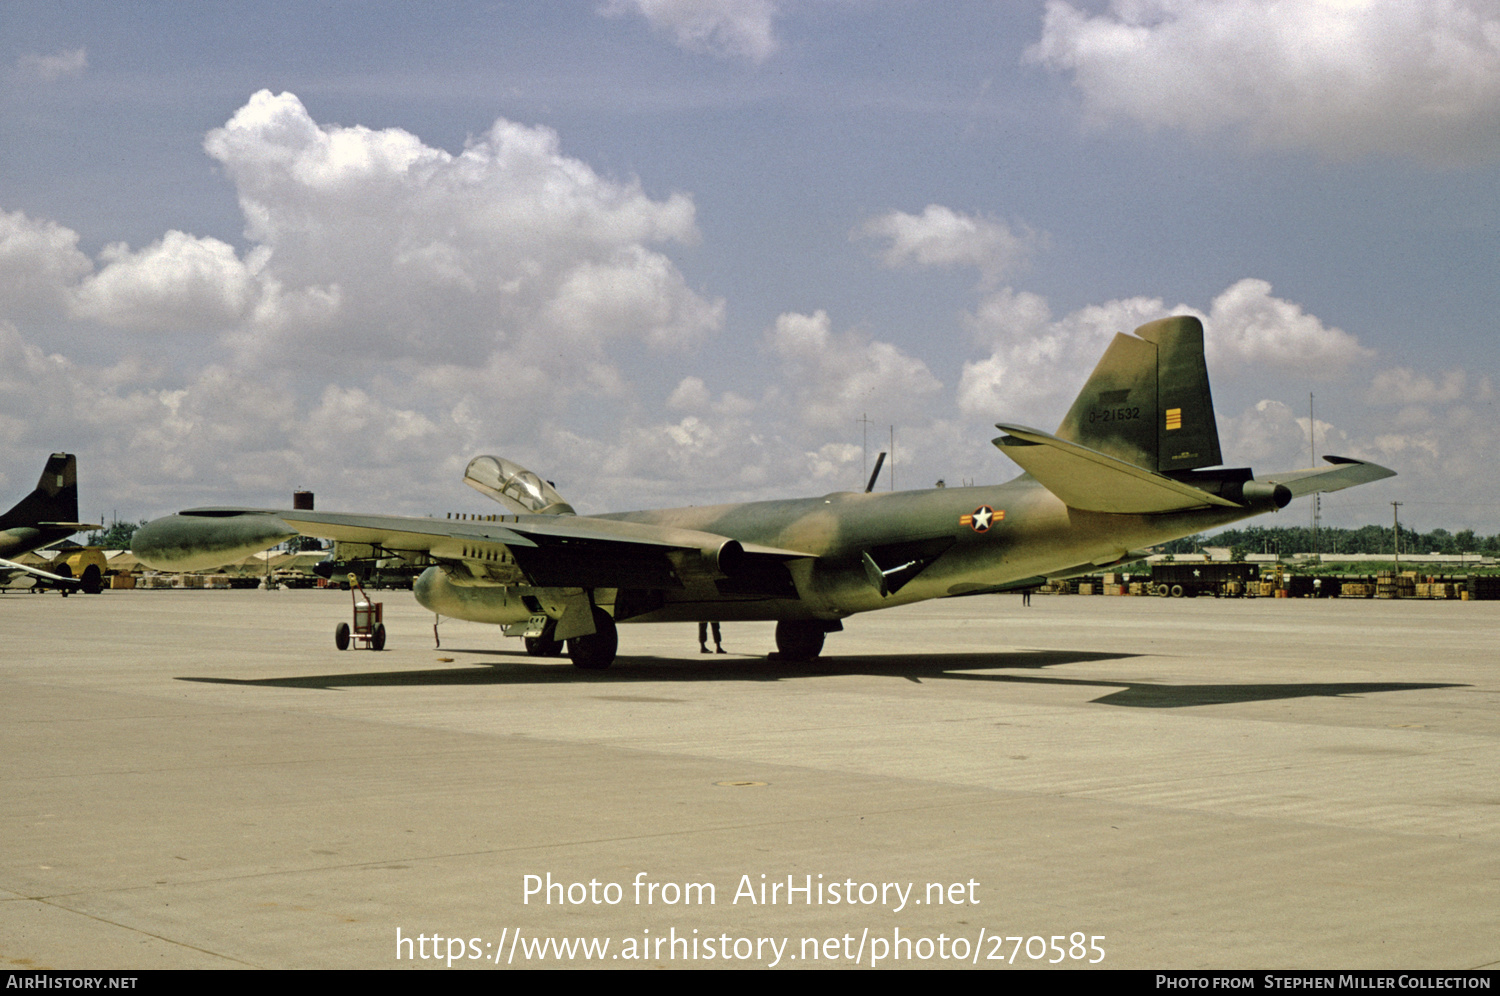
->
[177,648,1463,709]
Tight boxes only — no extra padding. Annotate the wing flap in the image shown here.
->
[994,423,1237,513]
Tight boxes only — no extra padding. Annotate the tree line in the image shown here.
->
[1161,524,1500,557]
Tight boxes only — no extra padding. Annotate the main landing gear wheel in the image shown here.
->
[567,607,618,670]
[774,620,825,662]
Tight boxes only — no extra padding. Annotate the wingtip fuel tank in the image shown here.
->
[132,511,297,572]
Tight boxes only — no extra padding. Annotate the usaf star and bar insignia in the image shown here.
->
[960,506,1003,533]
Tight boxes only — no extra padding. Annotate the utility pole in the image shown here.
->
[1392,501,1403,569]
[1309,393,1319,556]
[857,413,874,490]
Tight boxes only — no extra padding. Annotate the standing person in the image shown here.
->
[1022,587,1032,607]
[698,621,724,654]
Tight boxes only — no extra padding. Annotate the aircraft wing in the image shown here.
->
[1256,457,1397,499]
[133,508,812,591]
[0,556,80,590]
[993,423,1239,513]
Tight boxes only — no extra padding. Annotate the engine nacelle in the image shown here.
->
[414,565,533,625]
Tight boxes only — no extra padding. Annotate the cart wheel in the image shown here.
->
[372,623,386,651]
[335,622,350,650]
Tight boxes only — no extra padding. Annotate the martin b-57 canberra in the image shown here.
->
[134,316,1394,667]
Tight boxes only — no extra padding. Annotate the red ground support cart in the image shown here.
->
[335,573,386,650]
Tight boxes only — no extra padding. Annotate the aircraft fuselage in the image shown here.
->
[412,473,1282,626]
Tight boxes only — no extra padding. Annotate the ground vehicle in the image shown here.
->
[1148,561,1260,597]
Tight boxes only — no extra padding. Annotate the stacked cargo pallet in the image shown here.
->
[1374,572,1415,599]
[1467,576,1500,600]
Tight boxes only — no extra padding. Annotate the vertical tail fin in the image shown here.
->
[1054,316,1222,473]
[0,453,80,530]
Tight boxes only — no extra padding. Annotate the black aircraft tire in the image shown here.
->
[372,623,386,651]
[568,607,618,670]
[335,622,351,650]
[775,620,825,662]
[525,634,563,657]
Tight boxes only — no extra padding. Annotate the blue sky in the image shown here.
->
[2,1,1497,534]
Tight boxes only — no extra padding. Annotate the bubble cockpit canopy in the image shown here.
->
[463,456,576,516]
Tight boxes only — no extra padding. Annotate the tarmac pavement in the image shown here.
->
[1,587,1496,969]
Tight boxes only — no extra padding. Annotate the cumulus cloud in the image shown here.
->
[1027,0,1500,165]
[16,47,87,82]
[1367,367,1490,406]
[0,90,1480,526]
[857,205,1044,286]
[72,232,261,332]
[958,291,1172,420]
[201,90,719,374]
[766,309,943,433]
[0,209,92,318]
[0,91,739,512]
[958,279,1373,425]
[600,0,782,62]
[1204,279,1371,371]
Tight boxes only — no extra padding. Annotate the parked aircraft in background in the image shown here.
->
[0,453,101,594]
[134,317,1394,667]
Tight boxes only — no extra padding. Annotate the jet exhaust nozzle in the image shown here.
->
[1236,481,1293,509]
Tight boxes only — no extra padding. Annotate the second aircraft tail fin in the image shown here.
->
[0,453,82,531]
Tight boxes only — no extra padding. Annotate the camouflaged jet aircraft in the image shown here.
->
[0,453,102,593]
[133,316,1394,667]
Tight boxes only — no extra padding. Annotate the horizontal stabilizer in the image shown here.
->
[994,423,1239,514]
[1257,457,1396,499]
